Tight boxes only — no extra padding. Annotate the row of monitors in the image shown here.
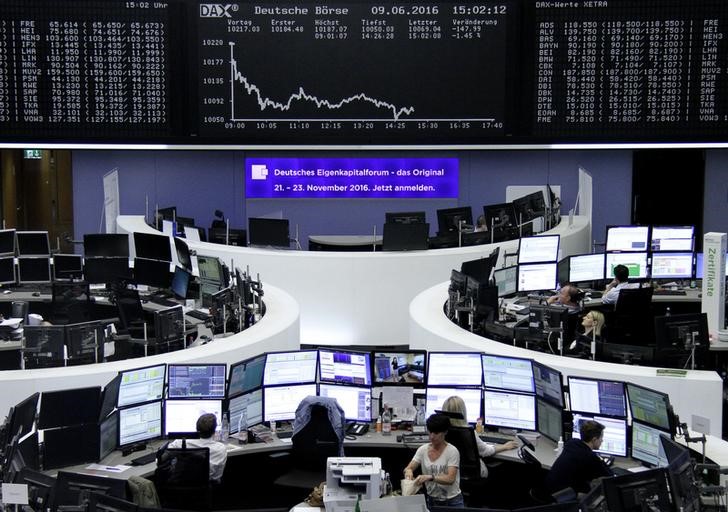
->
[606,225,695,253]
[0,230,52,257]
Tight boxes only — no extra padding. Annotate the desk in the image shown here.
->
[308,235,382,252]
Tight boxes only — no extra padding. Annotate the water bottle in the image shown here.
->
[382,407,392,436]
[238,408,248,444]
[220,414,229,443]
[555,436,564,454]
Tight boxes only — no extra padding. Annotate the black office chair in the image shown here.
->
[154,441,212,511]
[445,425,488,506]
[115,288,150,339]
[11,301,29,323]
[51,281,91,325]
[609,286,654,345]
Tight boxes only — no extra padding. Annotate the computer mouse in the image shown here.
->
[2,290,11,294]
[32,292,40,297]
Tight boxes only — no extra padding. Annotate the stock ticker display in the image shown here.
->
[1,0,728,145]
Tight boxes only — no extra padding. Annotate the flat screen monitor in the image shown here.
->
[0,256,16,284]
[626,383,672,432]
[133,258,172,289]
[319,349,372,386]
[660,435,700,512]
[319,383,372,422]
[38,387,102,429]
[483,203,518,230]
[118,400,163,447]
[168,364,227,399]
[173,237,193,271]
[117,364,166,408]
[373,351,426,386]
[518,235,560,264]
[382,222,429,251]
[532,361,564,408]
[602,467,672,512]
[425,387,481,423]
[228,389,264,433]
[528,304,568,336]
[53,254,84,281]
[384,211,426,224]
[567,253,606,283]
[16,231,50,256]
[17,257,51,284]
[567,377,626,417]
[228,354,266,397]
[263,383,317,422]
[153,305,185,344]
[651,226,695,252]
[605,225,650,252]
[54,471,127,511]
[197,255,224,290]
[493,266,518,297]
[23,326,65,368]
[171,266,191,299]
[263,350,318,386]
[517,263,557,292]
[43,424,99,470]
[695,252,728,279]
[605,252,649,279]
[482,354,534,393]
[482,390,536,431]
[208,227,247,247]
[133,232,172,262]
[156,206,177,221]
[571,413,628,457]
[427,352,483,386]
[164,399,223,438]
[9,392,40,439]
[0,229,16,255]
[460,250,499,284]
[83,234,130,258]
[248,218,290,247]
[83,257,132,284]
[536,398,563,443]
[449,269,468,296]
[99,374,121,421]
[654,313,709,367]
[650,252,694,280]
[65,322,102,367]
[99,412,119,462]
[631,421,669,467]
[436,207,473,235]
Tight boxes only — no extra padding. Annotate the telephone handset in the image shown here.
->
[346,423,370,436]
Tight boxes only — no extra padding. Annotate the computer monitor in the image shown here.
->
[173,237,193,271]
[427,352,483,386]
[164,399,223,438]
[153,305,184,345]
[53,254,84,281]
[626,383,672,432]
[660,435,700,512]
[83,234,130,258]
[318,349,372,386]
[83,257,132,284]
[228,389,264,433]
[228,354,266,397]
[38,387,102,429]
[23,326,65,368]
[117,364,166,408]
[597,342,655,366]
[99,412,119,462]
[248,218,290,247]
[133,258,172,289]
[532,361,564,408]
[605,252,649,279]
[16,231,50,256]
[384,211,426,224]
[654,313,709,368]
[14,468,56,512]
[0,229,16,255]
[517,263,557,292]
[425,387,481,423]
[118,400,163,447]
[482,354,534,393]
[512,192,546,225]
[17,257,51,284]
[197,255,224,302]
[528,304,569,336]
[695,252,728,279]
[372,351,426,385]
[170,266,191,300]
[208,227,247,247]
[449,269,468,297]
[483,202,518,230]
[54,470,127,511]
[605,225,650,252]
[8,392,40,440]
[650,252,694,280]
[518,235,560,264]
[436,207,473,235]
[319,383,372,422]
[88,492,138,512]
[156,206,177,222]
[493,266,518,297]
[133,232,172,262]
[43,424,99,470]
[567,376,626,417]
[99,374,121,421]
[482,389,536,431]
[382,222,430,251]
[263,383,317,422]
[650,226,695,252]
[602,467,673,511]
[564,253,606,284]
[263,350,318,386]
[571,413,628,457]
[168,364,227,399]
[631,420,669,467]
[0,256,16,284]
[460,248,499,284]
[536,398,563,443]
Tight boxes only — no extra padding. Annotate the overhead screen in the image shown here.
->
[6,0,728,147]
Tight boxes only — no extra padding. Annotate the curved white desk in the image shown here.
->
[0,284,299,416]
[409,282,724,438]
[118,215,590,346]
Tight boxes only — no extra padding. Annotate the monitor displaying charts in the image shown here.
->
[650,226,694,252]
[567,377,626,417]
[263,351,318,386]
[427,352,483,386]
[493,265,518,297]
[318,384,372,422]
[631,420,669,467]
[318,349,371,386]
[483,390,536,431]
[572,413,628,457]
[425,387,481,424]
[568,253,606,283]
[606,225,650,252]
[117,364,166,408]
[605,252,649,280]
[228,389,263,433]
[482,354,534,393]
[650,253,694,280]
[517,263,557,292]
[164,399,223,437]
[518,235,560,264]
[536,398,563,443]
[263,384,317,422]
[118,400,163,447]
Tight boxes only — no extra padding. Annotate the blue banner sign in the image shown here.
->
[245,157,458,198]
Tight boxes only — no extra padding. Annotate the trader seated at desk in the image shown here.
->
[546,284,582,312]
[543,419,612,495]
[162,413,228,482]
[602,264,637,306]
[568,310,605,356]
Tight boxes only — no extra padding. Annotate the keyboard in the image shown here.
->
[401,434,429,444]
[654,289,687,296]
[276,431,293,439]
[147,295,179,307]
[186,309,211,321]
[130,452,157,466]
[479,435,508,445]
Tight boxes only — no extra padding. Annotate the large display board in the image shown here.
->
[2,0,728,146]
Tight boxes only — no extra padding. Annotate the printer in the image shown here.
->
[324,457,385,512]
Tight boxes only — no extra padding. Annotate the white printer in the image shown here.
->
[324,457,385,512]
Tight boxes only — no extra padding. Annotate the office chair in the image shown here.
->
[115,288,150,339]
[51,281,91,325]
[273,397,345,495]
[11,301,29,323]
[154,441,212,511]
[445,426,488,506]
[608,286,654,345]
